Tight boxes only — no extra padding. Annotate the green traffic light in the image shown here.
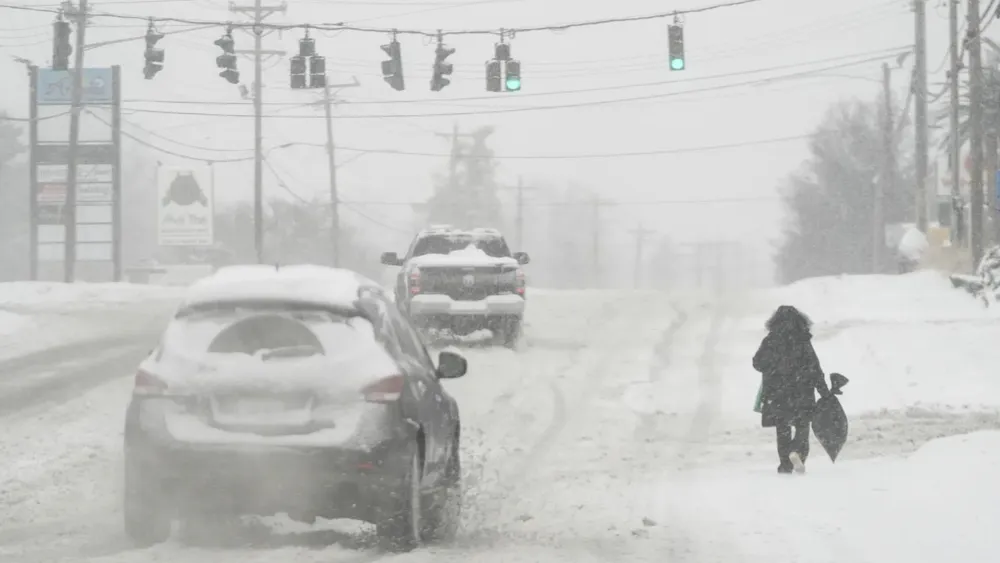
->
[670,58,685,70]
[505,76,521,91]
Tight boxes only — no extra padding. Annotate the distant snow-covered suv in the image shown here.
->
[380,226,530,347]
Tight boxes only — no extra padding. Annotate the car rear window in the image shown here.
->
[161,304,376,360]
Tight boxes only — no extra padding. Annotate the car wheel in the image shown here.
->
[123,450,172,546]
[501,317,522,349]
[423,440,462,543]
[376,448,423,552]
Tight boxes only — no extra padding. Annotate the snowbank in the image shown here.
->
[0,282,185,312]
[655,430,1000,563]
[762,270,994,324]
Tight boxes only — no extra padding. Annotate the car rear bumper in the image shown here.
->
[409,293,525,317]
[128,429,413,522]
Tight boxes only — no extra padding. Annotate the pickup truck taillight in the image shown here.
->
[516,268,526,295]
[409,267,421,294]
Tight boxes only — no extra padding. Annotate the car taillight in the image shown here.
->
[515,268,526,295]
[134,369,168,396]
[409,267,421,295]
[362,375,405,403]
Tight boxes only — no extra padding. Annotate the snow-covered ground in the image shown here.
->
[0,282,183,360]
[0,272,998,562]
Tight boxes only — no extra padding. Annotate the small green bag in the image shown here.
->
[753,381,764,413]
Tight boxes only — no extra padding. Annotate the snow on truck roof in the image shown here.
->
[418,226,503,237]
[180,264,381,311]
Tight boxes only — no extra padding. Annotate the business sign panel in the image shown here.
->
[157,166,213,246]
[36,68,113,105]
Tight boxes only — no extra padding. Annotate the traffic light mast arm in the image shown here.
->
[85,23,215,51]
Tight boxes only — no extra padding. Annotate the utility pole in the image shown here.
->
[628,223,655,289]
[64,0,88,282]
[320,78,359,267]
[591,195,602,288]
[949,0,963,247]
[231,0,285,264]
[968,0,986,265]
[877,62,893,274]
[914,0,929,232]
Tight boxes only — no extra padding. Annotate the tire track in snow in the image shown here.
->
[458,298,687,558]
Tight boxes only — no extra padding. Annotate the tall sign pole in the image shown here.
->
[28,65,39,281]
[64,0,89,282]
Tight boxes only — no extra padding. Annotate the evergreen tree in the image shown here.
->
[425,125,503,228]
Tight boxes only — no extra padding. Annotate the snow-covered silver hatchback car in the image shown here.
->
[122,265,466,550]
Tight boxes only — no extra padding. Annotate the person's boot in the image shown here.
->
[789,452,806,474]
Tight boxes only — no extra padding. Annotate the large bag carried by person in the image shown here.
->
[812,372,849,462]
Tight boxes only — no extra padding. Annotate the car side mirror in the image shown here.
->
[381,252,402,266]
[436,349,467,379]
[513,252,530,265]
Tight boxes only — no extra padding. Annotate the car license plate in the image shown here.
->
[235,397,287,415]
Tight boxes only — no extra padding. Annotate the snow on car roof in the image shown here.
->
[181,264,381,311]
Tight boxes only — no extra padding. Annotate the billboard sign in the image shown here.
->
[157,166,213,246]
[35,164,113,203]
[36,68,113,105]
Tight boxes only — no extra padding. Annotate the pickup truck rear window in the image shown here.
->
[412,235,510,258]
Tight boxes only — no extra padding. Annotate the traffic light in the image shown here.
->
[380,39,404,91]
[214,30,239,84]
[431,42,455,92]
[143,22,164,80]
[486,59,502,92]
[290,55,306,89]
[52,16,71,71]
[668,24,685,71]
[494,42,510,62]
[504,59,521,91]
[309,56,326,88]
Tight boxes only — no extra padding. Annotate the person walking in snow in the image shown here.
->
[752,305,830,474]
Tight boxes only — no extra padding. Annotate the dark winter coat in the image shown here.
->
[752,306,830,428]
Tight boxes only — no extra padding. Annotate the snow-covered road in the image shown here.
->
[1,277,999,563]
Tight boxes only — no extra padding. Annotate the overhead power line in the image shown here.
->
[0,0,765,37]
[307,133,815,160]
[342,196,781,206]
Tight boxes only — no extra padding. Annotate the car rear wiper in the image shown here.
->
[258,345,324,361]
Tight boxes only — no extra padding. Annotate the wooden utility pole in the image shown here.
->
[231,0,285,264]
[914,0,929,232]
[64,0,88,282]
[877,62,893,274]
[968,0,985,265]
[591,195,602,288]
[320,78,359,267]
[949,0,963,247]
[628,223,655,289]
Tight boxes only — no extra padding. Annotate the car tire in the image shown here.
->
[376,448,423,552]
[422,440,462,543]
[123,450,172,546]
[501,317,522,349]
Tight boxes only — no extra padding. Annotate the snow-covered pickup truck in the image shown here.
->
[380,226,530,347]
